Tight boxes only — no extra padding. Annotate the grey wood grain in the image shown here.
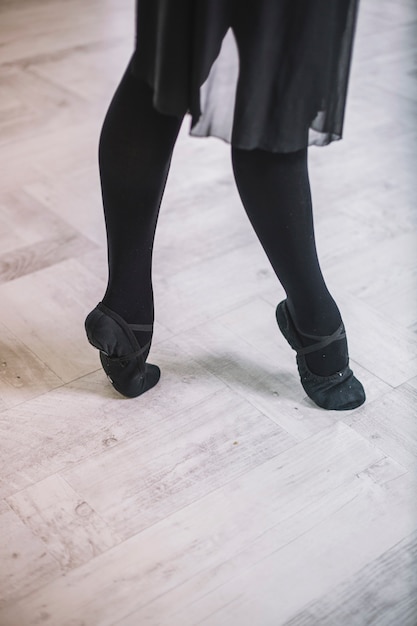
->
[284,531,417,626]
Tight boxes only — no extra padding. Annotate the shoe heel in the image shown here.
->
[85,307,108,352]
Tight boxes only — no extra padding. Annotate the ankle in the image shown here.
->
[285,300,348,376]
[286,297,342,338]
[99,298,154,360]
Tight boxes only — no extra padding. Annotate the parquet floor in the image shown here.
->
[0,1,416,625]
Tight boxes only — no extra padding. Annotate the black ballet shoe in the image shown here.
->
[275,300,365,411]
[85,302,160,398]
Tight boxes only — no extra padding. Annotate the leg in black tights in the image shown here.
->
[98,60,183,357]
[95,60,348,382]
[231,146,348,377]
[98,62,346,378]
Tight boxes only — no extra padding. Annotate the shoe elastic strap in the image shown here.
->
[105,342,151,363]
[128,323,153,332]
[297,325,346,356]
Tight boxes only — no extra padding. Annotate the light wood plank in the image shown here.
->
[326,232,417,331]
[167,474,416,626]
[0,189,88,246]
[7,474,121,571]
[407,375,417,391]
[26,172,106,247]
[0,321,61,410]
[0,339,225,499]
[344,382,417,470]
[0,65,90,146]
[0,187,97,281]
[119,465,409,625]
[0,259,103,382]
[62,387,295,539]
[0,0,134,67]
[152,240,279,335]
[0,423,407,625]
[0,505,61,608]
[0,235,96,284]
[27,39,132,103]
[0,120,98,193]
[284,531,417,626]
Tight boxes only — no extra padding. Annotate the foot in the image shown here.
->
[276,300,365,410]
[85,303,160,398]
[286,299,348,376]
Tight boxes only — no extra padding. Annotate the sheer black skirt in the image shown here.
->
[132,0,359,153]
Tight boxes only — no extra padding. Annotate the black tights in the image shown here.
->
[99,64,182,358]
[100,63,347,376]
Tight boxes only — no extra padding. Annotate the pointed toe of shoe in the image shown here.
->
[99,353,161,398]
[301,368,366,411]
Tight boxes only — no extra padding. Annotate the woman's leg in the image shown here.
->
[98,60,183,355]
[231,146,348,377]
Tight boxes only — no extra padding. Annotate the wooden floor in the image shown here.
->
[0,0,416,624]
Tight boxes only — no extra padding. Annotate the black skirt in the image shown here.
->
[132,0,359,153]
